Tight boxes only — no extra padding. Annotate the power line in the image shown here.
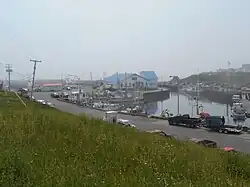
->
[30,59,41,99]
[5,64,12,92]
[12,71,31,80]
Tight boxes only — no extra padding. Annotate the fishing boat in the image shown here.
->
[231,107,246,121]
[232,94,241,103]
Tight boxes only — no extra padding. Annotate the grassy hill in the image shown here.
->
[181,72,250,87]
[1,92,250,186]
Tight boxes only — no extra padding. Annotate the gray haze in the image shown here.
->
[1,0,250,80]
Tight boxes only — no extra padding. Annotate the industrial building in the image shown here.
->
[38,83,63,92]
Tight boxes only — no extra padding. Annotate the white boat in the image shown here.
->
[232,94,240,103]
[160,109,173,118]
[232,102,243,110]
[231,107,246,121]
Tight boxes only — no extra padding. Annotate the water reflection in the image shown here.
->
[146,92,250,125]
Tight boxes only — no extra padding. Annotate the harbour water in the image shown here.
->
[149,92,250,125]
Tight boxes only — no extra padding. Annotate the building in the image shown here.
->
[120,73,150,89]
[38,83,63,92]
[241,64,250,72]
[103,71,158,89]
[216,64,250,73]
[139,71,158,88]
[240,83,250,100]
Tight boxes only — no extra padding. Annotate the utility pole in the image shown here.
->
[30,59,41,99]
[5,64,12,92]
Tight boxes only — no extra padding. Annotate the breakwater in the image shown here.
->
[184,90,235,105]
[201,90,235,105]
[143,89,170,102]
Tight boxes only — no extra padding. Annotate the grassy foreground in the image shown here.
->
[1,93,250,186]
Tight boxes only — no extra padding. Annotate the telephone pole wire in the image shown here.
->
[30,59,41,99]
[5,64,12,92]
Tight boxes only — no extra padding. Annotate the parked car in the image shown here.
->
[117,119,136,128]
[51,92,60,98]
[46,102,55,108]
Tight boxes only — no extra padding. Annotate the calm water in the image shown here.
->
[156,92,227,116]
[148,92,250,125]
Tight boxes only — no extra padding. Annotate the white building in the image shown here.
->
[103,71,158,90]
[242,64,250,72]
[120,73,148,89]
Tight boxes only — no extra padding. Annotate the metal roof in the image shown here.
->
[103,73,132,84]
[104,71,158,84]
[139,71,158,80]
[41,83,62,87]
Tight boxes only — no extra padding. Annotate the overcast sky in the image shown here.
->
[1,0,250,80]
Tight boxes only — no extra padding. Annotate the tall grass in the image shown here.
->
[0,92,250,186]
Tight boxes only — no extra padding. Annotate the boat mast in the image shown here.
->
[161,76,163,112]
[196,70,200,115]
[226,61,231,122]
[125,72,127,99]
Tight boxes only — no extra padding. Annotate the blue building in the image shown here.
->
[103,71,158,89]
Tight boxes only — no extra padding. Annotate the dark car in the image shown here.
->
[51,92,59,98]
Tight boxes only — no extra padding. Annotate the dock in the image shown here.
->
[241,99,250,113]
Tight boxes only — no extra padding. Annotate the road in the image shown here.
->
[34,92,250,153]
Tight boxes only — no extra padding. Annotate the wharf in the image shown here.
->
[241,99,250,113]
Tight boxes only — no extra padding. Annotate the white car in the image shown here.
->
[46,102,55,108]
[117,119,136,128]
[36,100,45,104]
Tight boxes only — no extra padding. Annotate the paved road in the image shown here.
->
[34,92,250,153]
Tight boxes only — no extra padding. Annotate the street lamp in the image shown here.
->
[169,76,180,115]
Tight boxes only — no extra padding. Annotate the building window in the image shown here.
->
[132,77,137,81]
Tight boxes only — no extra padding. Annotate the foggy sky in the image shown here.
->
[1,0,250,80]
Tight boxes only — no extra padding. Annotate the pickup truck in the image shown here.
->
[168,114,203,128]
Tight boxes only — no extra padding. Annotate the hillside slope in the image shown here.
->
[0,92,250,186]
[182,72,250,87]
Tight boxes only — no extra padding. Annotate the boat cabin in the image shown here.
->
[232,94,240,102]
[232,102,243,108]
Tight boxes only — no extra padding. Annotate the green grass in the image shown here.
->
[1,92,250,186]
